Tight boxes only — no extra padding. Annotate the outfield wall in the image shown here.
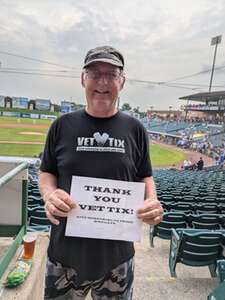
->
[0,111,57,120]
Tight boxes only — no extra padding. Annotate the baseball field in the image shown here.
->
[0,116,187,167]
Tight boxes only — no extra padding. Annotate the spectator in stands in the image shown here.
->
[214,156,220,166]
[183,159,189,170]
[197,157,204,171]
[183,159,191,170]
[219,150,225,165]
[191,141,197,151]
[39,45,163,300]
[190,160,197,170]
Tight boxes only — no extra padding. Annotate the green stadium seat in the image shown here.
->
[217,260,225,283]
[207,281,225,300]
[170,202,194,214]
[149,212,187,248]
[196,204,219,214]
[169,228,224,278]
[29,215,51,226]
[27,225,50,232]
[190,214,222,230]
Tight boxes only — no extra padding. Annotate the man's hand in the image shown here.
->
[136,198,163,225]
[43,189,77,225]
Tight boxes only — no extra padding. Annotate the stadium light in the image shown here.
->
[209,35,222,92]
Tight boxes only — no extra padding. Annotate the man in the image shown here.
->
[183,159,189,170]
[39,45,163,300]
[197,157,204,171]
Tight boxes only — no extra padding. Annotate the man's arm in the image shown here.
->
[143,176,157,200]
[136,176,163,225]
[39,171,76,225]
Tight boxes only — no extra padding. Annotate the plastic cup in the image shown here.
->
[22,233,37,260]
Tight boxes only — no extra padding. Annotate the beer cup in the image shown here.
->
[22,233,37,260]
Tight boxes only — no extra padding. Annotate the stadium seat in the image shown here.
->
[217,260,225,283]
[170,202,194,214]
[28,206,47,218]
[169,228,224,278]
[149,212,187,248]
[27,225,50,232]
[28,195,44,207]
[207,281,225,300]
[29,215,51,226]
[161,194,174,202]
[190,214,222,230]
[196,203,219,214]
[219,206,225,215]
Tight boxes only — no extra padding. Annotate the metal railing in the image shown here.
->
[0,161,29,279]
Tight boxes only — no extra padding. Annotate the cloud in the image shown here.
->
[0,0,225,110]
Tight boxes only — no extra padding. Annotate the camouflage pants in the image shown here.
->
[44,257,134,300]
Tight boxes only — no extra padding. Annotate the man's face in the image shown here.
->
[81,62,125,115]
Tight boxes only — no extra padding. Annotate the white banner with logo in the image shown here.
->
[66,176,145,242]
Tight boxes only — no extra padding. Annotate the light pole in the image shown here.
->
[209,35,222,92]
[150,106,154,116]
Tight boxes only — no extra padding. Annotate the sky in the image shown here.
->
[0,0,225,111]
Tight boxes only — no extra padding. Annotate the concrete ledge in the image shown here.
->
[0,233,49,300]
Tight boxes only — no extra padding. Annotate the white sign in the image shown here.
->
[66,176,145,242]
[40,114,57,120]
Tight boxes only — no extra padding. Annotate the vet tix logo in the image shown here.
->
[76,132,125,153]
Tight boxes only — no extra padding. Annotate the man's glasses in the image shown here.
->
[85,69,122,81]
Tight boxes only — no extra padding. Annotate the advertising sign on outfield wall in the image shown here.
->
[21,113,31,118]
[2,111,21,117]
[40,114,57,120]
[9,112,21,117]
[30,114,40,119]
[12,97,29,109]
[35,99,51,111]
[60,101,75,113]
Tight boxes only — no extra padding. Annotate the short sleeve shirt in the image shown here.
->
[40,109,152,282]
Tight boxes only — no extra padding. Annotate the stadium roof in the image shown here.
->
[179,90,225,102]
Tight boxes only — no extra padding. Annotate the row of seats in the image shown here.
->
[158,191,225,199]
[28,205,51,228]
[154,170,225,192]
[27,167,50,231]
[161,201,225,214]
[158,188,225,195]
[159,196,225,205]
[153,168,225,298]
[150,212,225,248]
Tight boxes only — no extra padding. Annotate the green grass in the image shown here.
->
[0,116,50,142]
[0,116,187,167]
[0,128,47,142]
[150,143,186,167]
[0,144,44,157]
